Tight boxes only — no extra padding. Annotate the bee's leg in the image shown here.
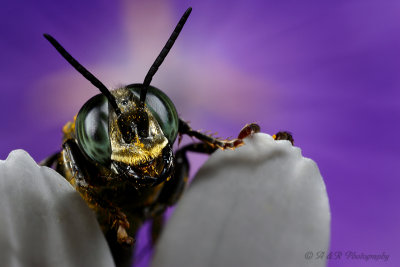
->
[179,119,244,150]
[180,120,293,146]
[84,187,135,247]
[100,207,136,267]
[149,142,215,244]
[63,139,135,247]
[157,143,203,207]
[85,191,134,247]
[155,122,263,211]
[273,131,294,145]
[61,139,90,185]
[158,122,262,208]
[237,123,261,139]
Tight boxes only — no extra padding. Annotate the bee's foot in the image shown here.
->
[117,225,135,246]
[237,123,260,139]
[273,131,294,145]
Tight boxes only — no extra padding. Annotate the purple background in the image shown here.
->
[1,0,399,266]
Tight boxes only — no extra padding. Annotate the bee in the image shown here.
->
[41,7,293,267]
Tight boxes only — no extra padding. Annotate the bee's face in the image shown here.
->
[75,84,178,183]
[109,88,168,167]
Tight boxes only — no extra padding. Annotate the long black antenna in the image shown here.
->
[43,34,122,116]
[140,7,192,105]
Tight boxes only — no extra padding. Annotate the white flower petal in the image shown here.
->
[0,150,115,267]
[151,133,330,267]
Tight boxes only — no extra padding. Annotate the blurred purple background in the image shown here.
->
[1,0,399,266]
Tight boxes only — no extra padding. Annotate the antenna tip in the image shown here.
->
[185,7,192,17]
[43,34,55,43]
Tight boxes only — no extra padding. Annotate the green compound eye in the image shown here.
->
[75,85,179,165]
[126,84,179,143]
[75,94,111,165]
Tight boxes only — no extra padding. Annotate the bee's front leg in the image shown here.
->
[237,123,294,145]
[149,141,218,244]
[82,186,135,246]
[273,131,294,145]
[179,119,294,150]
[113,211,134,246]
[167,121,262,208]
[178,119,246,150]
[62,140,134,246]
[156,145,190,206]
[148,144,191,244]
[80,187,134,246]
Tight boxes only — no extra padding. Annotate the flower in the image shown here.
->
[151,133,330,267]
[0,150,115,267]
[0,133,330,267]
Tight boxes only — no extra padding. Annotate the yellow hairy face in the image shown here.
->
[109,89,168,166]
